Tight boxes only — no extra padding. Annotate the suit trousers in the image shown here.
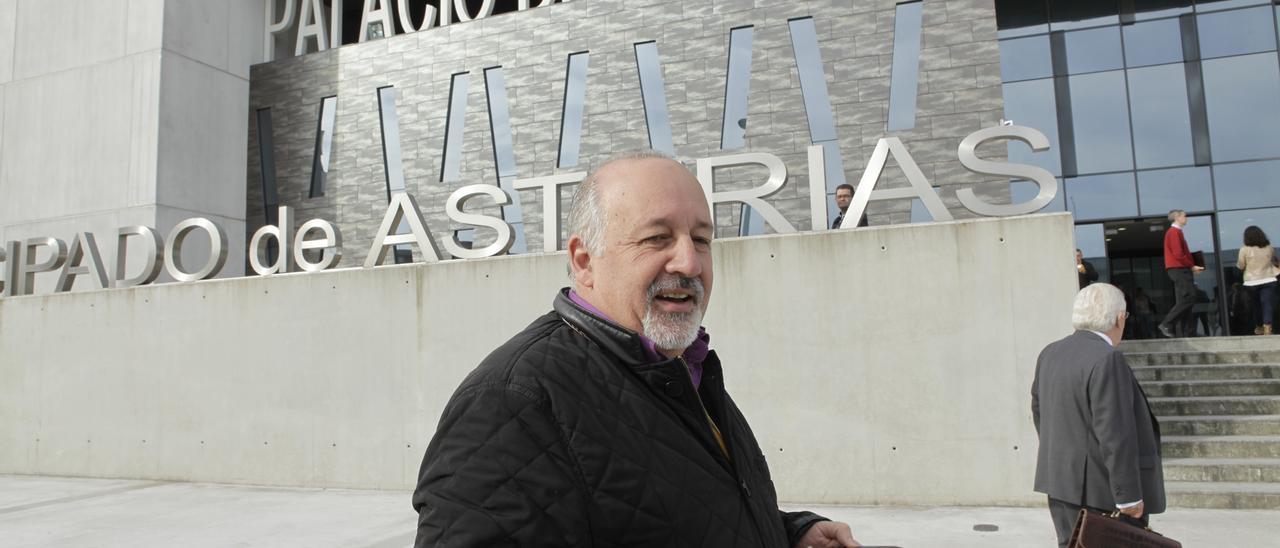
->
[1048,497,1148,547]
[1161,267,1196,336]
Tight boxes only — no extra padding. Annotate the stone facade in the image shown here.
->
[247,0,1008,266]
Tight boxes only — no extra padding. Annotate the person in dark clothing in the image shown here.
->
[1075,249,1098,289]
[1158,209,1204,338]
[413,152,860,548]
[1229,282,1257,336]
[831,183,868,229]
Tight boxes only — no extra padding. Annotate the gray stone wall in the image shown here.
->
[247,0,1007,266]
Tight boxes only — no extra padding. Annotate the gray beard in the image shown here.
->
[641,274,705,352]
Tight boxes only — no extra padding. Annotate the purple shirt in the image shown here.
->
[568,290,710,389]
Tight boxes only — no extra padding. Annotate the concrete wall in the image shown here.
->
[0,0,263,293]
[248,0,1009,264]
[0,213,1076,505]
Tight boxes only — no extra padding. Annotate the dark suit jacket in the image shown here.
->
[1077,260,1098,288]
[832,211,868,229]
[1031,331,1165,513]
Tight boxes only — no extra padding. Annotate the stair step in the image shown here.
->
[1166,481,1280,509]
[1164,458,1280,482]
[1131,364,1280,382]
[1120,336,1280,354]
[1150,395,1280,416]
[1126,350,1280,366]
[1160,415,1280,436]
[1161,435,1280,458]
[1141,379,1280,397]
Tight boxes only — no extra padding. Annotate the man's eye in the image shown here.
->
[643,235,669,244]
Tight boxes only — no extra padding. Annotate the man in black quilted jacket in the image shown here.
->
[413,151,860,547]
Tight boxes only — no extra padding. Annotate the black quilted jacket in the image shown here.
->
[412,289,827,547]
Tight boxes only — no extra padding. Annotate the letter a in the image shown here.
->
[843,137,953,226]
[365,192,443,268]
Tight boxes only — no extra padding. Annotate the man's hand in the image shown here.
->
[1192,266,1205,274]
[1118,500,1145,519]
[795,520,860,548]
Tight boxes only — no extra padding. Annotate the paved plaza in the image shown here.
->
[2,475,1276,547]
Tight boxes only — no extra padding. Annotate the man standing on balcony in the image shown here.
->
[831,184,868,229]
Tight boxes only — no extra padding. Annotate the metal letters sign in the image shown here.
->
[0,125,1059,297]
[266,0,567,61]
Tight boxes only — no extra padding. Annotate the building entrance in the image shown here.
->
[1076,215,1224,340]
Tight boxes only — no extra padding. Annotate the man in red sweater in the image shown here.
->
[1159,209,1205,337]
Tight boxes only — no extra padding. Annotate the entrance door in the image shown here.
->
[1102,215,1223,339]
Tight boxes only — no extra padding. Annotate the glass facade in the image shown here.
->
[997,0,1280,336]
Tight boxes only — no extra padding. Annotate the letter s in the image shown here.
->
[955,125,1059,217]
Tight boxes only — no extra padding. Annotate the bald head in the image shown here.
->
[567,151,686,256]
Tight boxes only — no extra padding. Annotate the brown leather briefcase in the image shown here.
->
[1068,509,1181,548]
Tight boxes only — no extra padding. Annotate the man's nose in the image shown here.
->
[665,236,702,277]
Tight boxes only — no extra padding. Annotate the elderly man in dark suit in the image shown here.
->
[1031,283,1165,547]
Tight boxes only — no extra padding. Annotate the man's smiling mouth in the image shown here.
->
[655,292,693,303]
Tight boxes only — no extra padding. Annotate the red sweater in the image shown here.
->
[1164,225,1194,269]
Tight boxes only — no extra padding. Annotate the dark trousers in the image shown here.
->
[1048,497,1149,547]
[1249,282,1278,327]
[1161,268,1196,336]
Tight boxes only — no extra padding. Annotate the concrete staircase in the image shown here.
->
[1120,336,1280,509]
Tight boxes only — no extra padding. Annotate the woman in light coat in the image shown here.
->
[1238,226,1280,334]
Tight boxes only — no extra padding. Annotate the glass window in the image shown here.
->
[1068,70,1134,174]
[1128,64,1195,169]
[887,1,924,131]
[1012,178,1066,212]
[1196,6,1276,59]
[1218,207,1280,271]
[310,96,337,198]
[635,41,674,155]
[1195,0,1269,13]
[1049,0,1119,31]
[1066,172,1138,220]
[1002,79,1062,176]
[255,108,278,219]
[722,27,753,150]
[1138,167,1213,215]
[558,52,589,168]
[1064,26,1124,73]
[739,204,765,236]
[996,0,1049,39]
[377,86,406,193]
[1202,52,1280,163]
[484,67,517,178]
[789,17,838,142]
[441,73,470,182]
[999,36,1053,82]
[1131,0,1192,21]
[1122,18,1186,67]
[1213,159,1280,210]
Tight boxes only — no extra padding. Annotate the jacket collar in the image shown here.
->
[1073,329,1113,347]
[553,288,652,367]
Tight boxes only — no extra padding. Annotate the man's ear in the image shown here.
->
[567,235,594,289]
